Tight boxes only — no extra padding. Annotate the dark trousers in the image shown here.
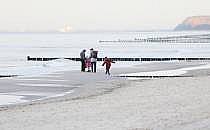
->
[91,62,96,73]
[81,59,85,72]
[105,69,110,75]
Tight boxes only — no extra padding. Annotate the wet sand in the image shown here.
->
[0,61,210,130]
[0,61,205,107]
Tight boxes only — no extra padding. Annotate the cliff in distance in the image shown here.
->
[174,16,210,31]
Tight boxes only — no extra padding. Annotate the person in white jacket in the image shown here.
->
[90,48,98,73]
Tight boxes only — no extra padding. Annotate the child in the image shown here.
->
[102,57,115,75]
[85,57,91,72]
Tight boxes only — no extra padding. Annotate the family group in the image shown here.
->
[80,48,115,75]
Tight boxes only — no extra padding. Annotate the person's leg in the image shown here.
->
[94,62,96,72]
[91,62,94,72]
[107,69,110,75]
[105,69,108,75]
[88,67,91,72]
[81,61,83,71]
[106,69,110,75]
[106,66,110,75]
[81,60,85,71]
[83,60,86,71]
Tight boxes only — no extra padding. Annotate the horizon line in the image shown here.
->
[0,29,176,33]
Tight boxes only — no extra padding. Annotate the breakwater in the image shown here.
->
[27,56,210,62]
[99,34,210,43]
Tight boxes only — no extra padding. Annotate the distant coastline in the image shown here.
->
[175,16,210,31]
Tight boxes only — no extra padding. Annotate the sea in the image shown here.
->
[1,31,210,77]
[0,31,210,106]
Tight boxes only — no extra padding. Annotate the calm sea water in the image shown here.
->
[0,31,210,77]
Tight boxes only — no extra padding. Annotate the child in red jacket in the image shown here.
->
[102,57,115,75]
[85,57,91,72]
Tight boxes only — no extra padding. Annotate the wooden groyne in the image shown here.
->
[99,34,210,43]
[116,75,192,78]
[0,75,18,78]
[27,56,210,62]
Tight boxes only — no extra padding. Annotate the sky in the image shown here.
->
[0,0,210,32]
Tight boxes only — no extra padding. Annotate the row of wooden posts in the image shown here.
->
[99,39,210,43]
[27,56,210,62]
[99,34,210,43]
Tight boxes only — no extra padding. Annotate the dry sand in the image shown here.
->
[0,62,210,130]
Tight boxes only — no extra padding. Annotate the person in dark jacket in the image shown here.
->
[80,49,86,72]
[102,57,115,75]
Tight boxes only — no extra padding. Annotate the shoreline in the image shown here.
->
[0,61,209,110]
[0,62,209,129]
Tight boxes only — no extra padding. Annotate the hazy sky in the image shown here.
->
[0,0,210,32]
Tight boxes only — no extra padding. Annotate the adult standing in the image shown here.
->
[80,49,86,72]
[90,48,98,73]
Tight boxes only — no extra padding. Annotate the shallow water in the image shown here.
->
[0,31,210,77]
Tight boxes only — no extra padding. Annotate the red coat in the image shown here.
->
[102,59,115,69]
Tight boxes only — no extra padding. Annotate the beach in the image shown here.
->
[0,61,210,130]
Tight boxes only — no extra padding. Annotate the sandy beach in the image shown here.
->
[0,61,210,130]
